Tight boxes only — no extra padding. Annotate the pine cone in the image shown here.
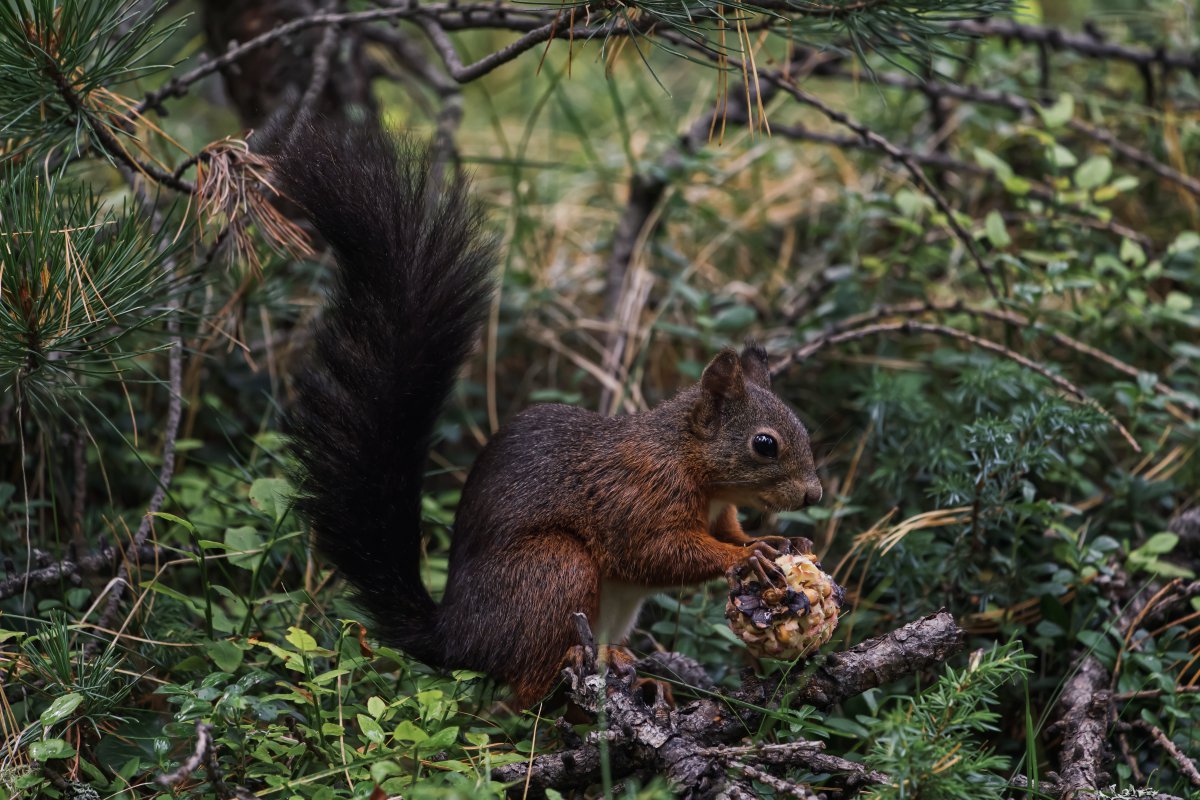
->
[726,550,845,660]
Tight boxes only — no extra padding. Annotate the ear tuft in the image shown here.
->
[740,339,771,388]
[701,348,745,400]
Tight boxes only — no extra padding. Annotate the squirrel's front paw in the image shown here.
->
[729,547,789,589]
[747,535,814,557]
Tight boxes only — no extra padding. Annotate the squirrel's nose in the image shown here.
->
[804,482,823,507]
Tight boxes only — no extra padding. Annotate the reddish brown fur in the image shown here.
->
[436,344,821,707]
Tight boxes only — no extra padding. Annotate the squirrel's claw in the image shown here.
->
[747,554,788,589]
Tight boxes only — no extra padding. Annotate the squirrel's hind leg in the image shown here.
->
[449,532,600,710]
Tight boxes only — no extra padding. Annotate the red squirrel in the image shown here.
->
[277,124,822,708]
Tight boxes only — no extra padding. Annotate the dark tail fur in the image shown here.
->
[276,124,495,665]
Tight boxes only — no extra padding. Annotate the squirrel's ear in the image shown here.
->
[740,340,771,388]
[701,348,746,400]
[693,348,744,436]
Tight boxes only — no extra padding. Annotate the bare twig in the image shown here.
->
[1057,655,1112,798]
[158,721,213,787]
[708,741,888,795]
[787,299,1195,413]
[726,760,817,798]
[1124,720,1200,788]
[0,543,177,602]
[1114,686,1200,701]
[657,38,1005,300]
[158,720,256,800]
[765,78,1001,304]
[293,1,342,126]
[777,318,1141,452]
[136,4,590,117]
[947,18,1200,75]
[811,67,1200,200]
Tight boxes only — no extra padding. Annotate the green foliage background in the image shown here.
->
[1,0,1198,798]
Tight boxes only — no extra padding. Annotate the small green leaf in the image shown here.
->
[206,640,244,673]
[357,714,384,744]
[1046,144,1077,169]
[28,739,76,761]
[713,305,756,332]
[1169,231,1200,253]
[367,696,387,719]
[225,526,263,569]
[1165,292,1193,312]
[148,511,195,534]
[984,211,1011,248]
[393,720,429,745]
[973,148,1013,181]
[249,478,291,524]
[1037,94,1074,128]
[1074,156,1112,190]
[424,725,460,751]
[39,694,83,727]
[1119,238,1146,267]
[285,626,319,653]
[1141,532,1179,555]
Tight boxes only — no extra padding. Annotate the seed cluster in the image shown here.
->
[726,551,845,660]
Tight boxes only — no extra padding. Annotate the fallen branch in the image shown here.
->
[792,610,964,709]
[1054,561,1197,799]
[0,543,176,602]
[493,611,964,797]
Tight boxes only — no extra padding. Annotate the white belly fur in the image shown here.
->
[596,579,659,644]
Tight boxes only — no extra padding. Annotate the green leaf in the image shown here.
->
[1165,292,1193,312]
[1120,238,1147,267]
[249,478,291,524]
[1046,144,1077,169]
[28,738,76,761]
[1141,532,1179,555]
[206,640,244,673]
[1169,231,1200,253]
[984,211,1011,248]
[424,725,460,751]
[713,305,756,332]
[367,696,387,719]
[973,148,1013,181]
[39,694,83,727]
[357,714,385,744]
[148,511,195,534]
[225,526,264,569]
[285,626,319,653]
[1139,559,1195,579]
[1074,156,1112,190]
[1037,94,1074,128]
[393,720,429,745]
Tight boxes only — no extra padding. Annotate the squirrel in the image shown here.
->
[276,124,823,709]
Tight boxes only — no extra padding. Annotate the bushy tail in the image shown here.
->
[276,124,495,664]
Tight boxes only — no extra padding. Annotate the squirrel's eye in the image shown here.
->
[752,433,778,459]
